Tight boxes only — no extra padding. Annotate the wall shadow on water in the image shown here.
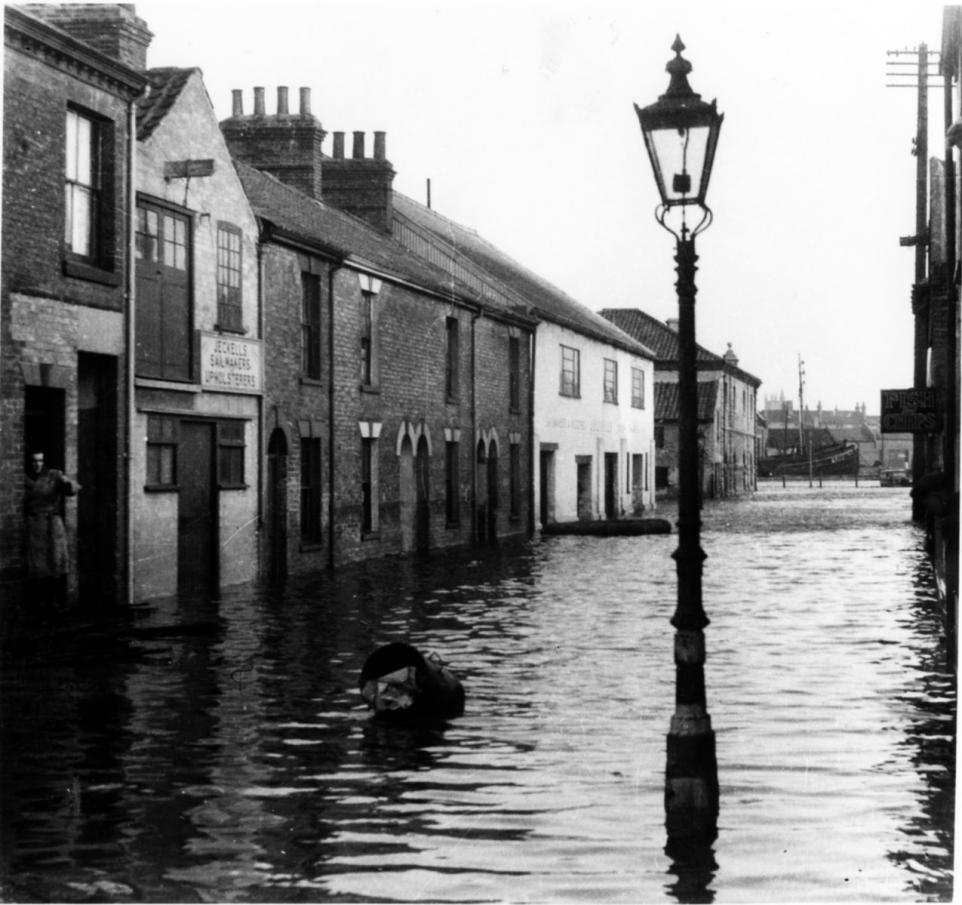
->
[885,538,956,902]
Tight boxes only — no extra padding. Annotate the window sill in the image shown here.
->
[446,395,460,406]
[300,376,324,387]
[559,392,581,400]
[135,377,200,392]
[360,384,381,395]
[215,322,249,336]
[63,257,121,287]
[299,541,324,552]
[218,484,249,491]
[604,399,619,406]
[361,530,380,541]
[145,484,179,493]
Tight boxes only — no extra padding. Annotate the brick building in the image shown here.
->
[222,89,536,569]
[602,309,760,497]
[131,67,262,600]
[390,195,657,527]
[1,5,146,611]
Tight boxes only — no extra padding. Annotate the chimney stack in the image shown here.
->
[374,132,386,161]
[322,129,396,233]
[220,85,326,200]
[23,4,153,70]
[333,132,345,160]
[352,131,365,159]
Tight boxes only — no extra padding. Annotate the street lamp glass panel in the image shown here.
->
[644,122,712,206]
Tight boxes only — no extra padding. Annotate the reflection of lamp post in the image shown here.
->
[635,35,723,841]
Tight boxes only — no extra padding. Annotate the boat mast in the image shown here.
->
[797,355,806,453]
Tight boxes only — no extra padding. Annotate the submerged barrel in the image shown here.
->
[359,642,465,722]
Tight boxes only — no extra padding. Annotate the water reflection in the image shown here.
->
[0,487,955,902]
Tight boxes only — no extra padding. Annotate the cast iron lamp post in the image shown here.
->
[634,35,723,841]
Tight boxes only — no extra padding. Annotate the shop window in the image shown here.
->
[146,416,178,489]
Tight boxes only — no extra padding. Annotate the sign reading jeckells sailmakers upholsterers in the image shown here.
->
[880,388,943,433]
[200,332,264,394]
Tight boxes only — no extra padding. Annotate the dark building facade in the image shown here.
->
[223,89,536,571]
[1,5,146,612]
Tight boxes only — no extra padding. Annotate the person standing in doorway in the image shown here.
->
[24,450,78,613]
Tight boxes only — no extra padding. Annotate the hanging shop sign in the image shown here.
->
[880,388,943,433]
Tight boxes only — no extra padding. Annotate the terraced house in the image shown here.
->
[221,88,536,570]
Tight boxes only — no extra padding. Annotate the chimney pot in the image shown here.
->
[374,131,386,160]
[299,87,311,116]
[333,132,345,159]
[253,86,265,116]
[353,131,365,159]
[277,86,289,115]
[231,89,243,117]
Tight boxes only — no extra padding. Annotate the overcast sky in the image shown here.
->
[136,0,947,413]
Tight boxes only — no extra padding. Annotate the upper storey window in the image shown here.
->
[65,108,102,261]
[216,223,243,331]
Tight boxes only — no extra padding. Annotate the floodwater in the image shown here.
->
[0,484,955,903]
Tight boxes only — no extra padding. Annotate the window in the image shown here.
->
[603,359,618,404]
[446,316,459,402]
[216,224,243,331]
[509,336,521,411]
[509,442,521,519]
[301,272,321,379]
[300,437,322,543]
[361,437,376,533]
[65,108,102,260]
[146,416,177,489]
[560,345,580,398]
[136,201,191,380]
[655,424,665,449]
[360,291,376,387]
[218,421,245,488]
[445,440,460,527]
[631,367,646,409]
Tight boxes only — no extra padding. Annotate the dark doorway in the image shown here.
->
[77,354,119,607]
[539,448,555,528]
[178,421,216,594]
[266,429,288,581]
[415,436,430,552]
[24,386,66,471]
[486,444,498,543]
[604,452,618,519]
[476,441,487,544]
[576,457,592,520]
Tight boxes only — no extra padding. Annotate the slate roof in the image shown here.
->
[654,381,718,423]
[392,193,654,359]
[235,162,496,309]
[136,67,195,141]
[600,308,722,364]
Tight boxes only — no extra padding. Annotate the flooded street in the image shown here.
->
[0,485,954,903]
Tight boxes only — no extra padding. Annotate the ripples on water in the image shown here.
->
[0,485,954,902]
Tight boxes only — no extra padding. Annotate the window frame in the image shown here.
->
[215,222,244,333]
[603,358,618,405]
[360,290,377,389]
[300,437,323,544]
[65,106,102,263]
[509,336,521,412]
[445,316,460,403]
[301,272,322,380]
[217,420,246,489]
[445,440,460,527]
[145,416,178,491]
[509,442,521,520]
[560,345,581,398]
[631,367,646,409]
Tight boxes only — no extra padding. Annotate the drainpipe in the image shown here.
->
[327,262,343,569]
[471,309,481,543]
[256,238,265,579]
[124,96,137,607]
[527,325,536,538]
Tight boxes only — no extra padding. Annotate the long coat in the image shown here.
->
[24,469,75,579]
